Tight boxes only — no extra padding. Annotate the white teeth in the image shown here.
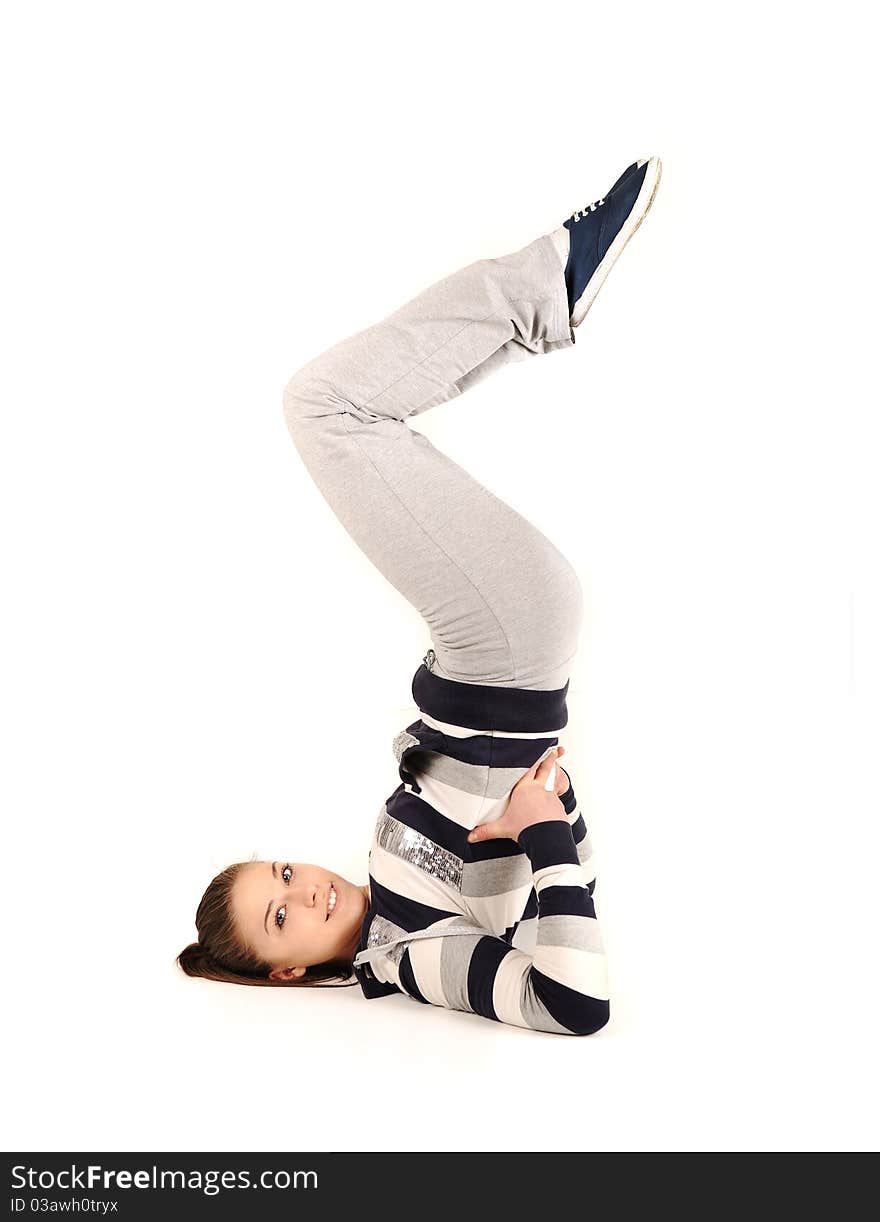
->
[327,885,337,916]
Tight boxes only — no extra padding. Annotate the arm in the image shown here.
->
[508,819,608,1033]
[396,820,608,1035]
[399,752,609,1035]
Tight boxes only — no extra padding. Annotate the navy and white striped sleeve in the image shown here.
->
[397,820,609,1036]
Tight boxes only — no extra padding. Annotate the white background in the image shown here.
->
[2,0,877,1153]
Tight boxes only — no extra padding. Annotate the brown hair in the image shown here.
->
[176,862,357,989]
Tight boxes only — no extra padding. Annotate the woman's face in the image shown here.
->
[231,861,369,980]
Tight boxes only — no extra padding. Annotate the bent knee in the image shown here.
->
[281,373,349,460]
[282,371,322,432]
[282,366,366,437]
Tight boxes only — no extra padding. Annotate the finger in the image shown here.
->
[535,749,559,780]
[467,822,499,844]
[525,747,555,778]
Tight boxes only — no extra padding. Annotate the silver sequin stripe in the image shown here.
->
[358,915,492,967]
[365,914,410,965]
[374,807,464,892]
[392,728,420,763]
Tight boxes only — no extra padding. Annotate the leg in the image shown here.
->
[282,232,583,690]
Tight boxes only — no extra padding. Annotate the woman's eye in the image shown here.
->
[275,904,286,930]
[281,864,293,885]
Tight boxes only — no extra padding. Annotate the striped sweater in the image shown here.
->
[350,652,609,1036]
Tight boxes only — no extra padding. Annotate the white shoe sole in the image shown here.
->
[570,155,663,328]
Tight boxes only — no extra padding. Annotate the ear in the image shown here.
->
[268,965,307,982]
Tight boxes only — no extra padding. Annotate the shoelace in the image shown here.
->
[570,197,605,222]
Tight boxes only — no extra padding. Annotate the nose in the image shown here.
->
[288,882,320,910]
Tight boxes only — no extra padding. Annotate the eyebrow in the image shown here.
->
[263,862,278,935]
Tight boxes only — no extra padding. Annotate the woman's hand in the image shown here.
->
[540,745,569,798]
[467,747,569,845]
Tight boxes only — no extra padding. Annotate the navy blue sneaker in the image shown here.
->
[552,156,662,327]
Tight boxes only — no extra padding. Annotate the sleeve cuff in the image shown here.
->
[517,820,579,871]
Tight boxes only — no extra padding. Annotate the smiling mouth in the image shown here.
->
[326,883,338,921]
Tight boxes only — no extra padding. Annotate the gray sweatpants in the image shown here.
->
[282,231,583,691]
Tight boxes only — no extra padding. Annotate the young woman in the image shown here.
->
[178,156,662,1036]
